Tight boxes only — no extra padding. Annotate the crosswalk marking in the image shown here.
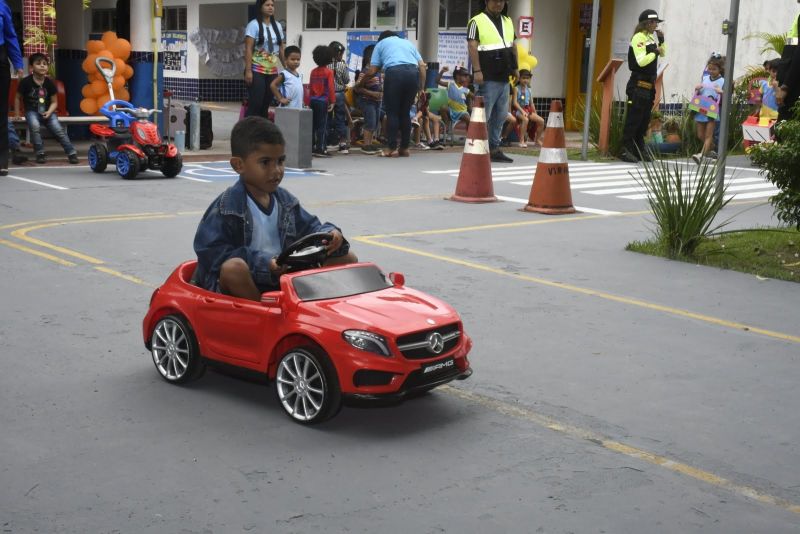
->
[424,161,778,203]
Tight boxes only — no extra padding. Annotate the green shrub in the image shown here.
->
[749,101,800,229]
[631,158,732,257]
[572,91,626,157]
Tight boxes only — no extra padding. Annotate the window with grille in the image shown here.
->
[305,0,370,30]
[407,0,476,29]
[163,7,187,31]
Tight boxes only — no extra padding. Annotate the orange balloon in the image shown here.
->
[80,98,99,115]
[108,38,132,61]
[81,84,93,98]
[82,53,98,74]
[115,88,130,102]
[114,58,126,75]
[90,79,107,97]
[96,94,112,112]
[101,31,117,49]
[123,65,134,80]
[97,49,115,60]
[86,40,105,54]
[112,76,126,90]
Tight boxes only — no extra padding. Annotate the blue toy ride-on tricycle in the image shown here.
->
[88,57,182,179]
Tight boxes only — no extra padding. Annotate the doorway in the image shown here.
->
[565,0,614,130]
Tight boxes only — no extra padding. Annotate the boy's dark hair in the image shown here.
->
[29,52,49,65]
[519,69,532,78]
[361,44,375,71]
[312,45,333,67]
[284,45,301,58]
[230,116,285,158]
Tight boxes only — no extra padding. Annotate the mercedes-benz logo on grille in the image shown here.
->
[427,332,445,354]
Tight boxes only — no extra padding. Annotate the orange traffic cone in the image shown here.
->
[522,100,575,214]
[449,95,497,203]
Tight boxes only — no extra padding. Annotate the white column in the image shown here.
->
[508,0,533,51]
[130,0,160,52]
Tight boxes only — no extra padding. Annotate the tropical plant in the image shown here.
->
[572,90,627,157]
[745,31,786,57]
[749,101,800,229]
[630,158,733,257]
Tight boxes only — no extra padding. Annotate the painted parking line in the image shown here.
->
[6,174,69,190]
[180,161,330,182]
[495,195,621,215]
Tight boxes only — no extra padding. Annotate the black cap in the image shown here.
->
[329,41,345,53]
[639,9,663,23]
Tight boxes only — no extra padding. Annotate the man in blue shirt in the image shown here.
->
[1,0,24,175]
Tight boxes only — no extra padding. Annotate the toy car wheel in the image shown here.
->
[116,149,140,179]
[275,346,341,424]
[162,154,183,178]
[88,143,108,173]
[150,314,205,384]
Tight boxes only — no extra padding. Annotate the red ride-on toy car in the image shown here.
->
[88,57,182,179]
[142,233,473,424]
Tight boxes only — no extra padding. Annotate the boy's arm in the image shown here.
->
[327,71,336,110]
[511,86,523,112]
[270,73,288,105]
[44,94,58,118]
[291,202,349,256]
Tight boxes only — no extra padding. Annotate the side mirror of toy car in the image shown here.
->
[388,272,405,287]
[260,291,283,307]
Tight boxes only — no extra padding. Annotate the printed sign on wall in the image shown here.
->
[161,31,188,73]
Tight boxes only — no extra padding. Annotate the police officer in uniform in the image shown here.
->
[619,9,665,163]
[467,0,519,163]
[777,2,800,122]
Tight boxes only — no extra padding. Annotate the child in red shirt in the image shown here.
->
[308,45,336,157]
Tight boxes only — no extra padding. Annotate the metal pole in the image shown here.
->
[581,0,601,160]
[716,0,741,200]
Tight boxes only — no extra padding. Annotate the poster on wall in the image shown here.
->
[437,33,469,80]
[346,31,407,74]
[161,31,188,73]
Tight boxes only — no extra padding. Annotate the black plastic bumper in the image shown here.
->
[342,367,472,406]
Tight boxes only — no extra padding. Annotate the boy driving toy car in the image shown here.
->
[193,116,357,301]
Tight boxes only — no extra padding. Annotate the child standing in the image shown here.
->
[692,55,725,164]
[512,69,545,148]
[15,53,78,164]
[308,46,336,158]
[193,117,357,301]
[758,59,780,123]
[270,45,303,109]
[355,44,382,155]
[327,41,351,154]
[437,66,471,130]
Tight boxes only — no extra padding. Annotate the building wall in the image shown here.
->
[531,0,571,98]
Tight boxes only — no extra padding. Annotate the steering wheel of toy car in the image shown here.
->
[275,232,333,270]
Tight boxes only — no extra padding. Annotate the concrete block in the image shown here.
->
[274,108,313,169]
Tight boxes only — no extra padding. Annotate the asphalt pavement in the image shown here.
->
[1,144,798,532]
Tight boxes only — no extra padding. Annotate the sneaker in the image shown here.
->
[518,142,528,148]
[68,153,79,164]
[707,151,718,159]
[11,150,27,165]
[691,152,703,164]
[490,150,513,163]
[338,144,349,155]
[429,140,444,151]
[35,153,47,164]
[313,151,331,158]
[416,142,430,150]
[359,146,380,155]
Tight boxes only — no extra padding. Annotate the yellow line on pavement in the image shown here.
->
[443,386,800,515]
[0,212,169,231]
[0,238,77,266]
[354,236,800,345]
[94,266,156,287]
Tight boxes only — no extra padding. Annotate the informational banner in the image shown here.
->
[346,31,407,74]
[161,31,188,73]
[437,32,469,80]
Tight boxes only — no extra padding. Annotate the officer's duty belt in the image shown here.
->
[636,80,654,90]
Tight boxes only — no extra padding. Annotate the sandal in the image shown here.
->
[378,150,398,157]
[397,148,410,157]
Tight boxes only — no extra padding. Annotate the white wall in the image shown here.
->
[531,0,571,98]
[612,0,799,103]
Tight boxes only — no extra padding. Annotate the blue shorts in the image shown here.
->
[694,114,716,124]
[449,109,468,123]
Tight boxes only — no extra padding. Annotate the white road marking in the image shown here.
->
[6,175,69,190]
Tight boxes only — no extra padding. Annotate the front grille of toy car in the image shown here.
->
[396,323,460,360]
[402,363,462,390]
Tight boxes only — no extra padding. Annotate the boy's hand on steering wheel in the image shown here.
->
[325,230,344,255]
[269,256,288,275]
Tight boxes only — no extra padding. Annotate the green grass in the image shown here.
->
[627,228,800,283]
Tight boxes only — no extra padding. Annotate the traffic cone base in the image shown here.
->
[523,100,575,214]
[449,95,497,203]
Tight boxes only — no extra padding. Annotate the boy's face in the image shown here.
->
[231,142,286,196]
[286,52,301,71]
[31,59,49,75]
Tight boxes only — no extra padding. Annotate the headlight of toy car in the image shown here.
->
[342,330,391,357]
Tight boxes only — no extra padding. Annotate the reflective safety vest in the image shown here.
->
[470,12,515,52]
[788,14,799,45]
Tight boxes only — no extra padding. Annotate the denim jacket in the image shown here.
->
[193,177,348,292]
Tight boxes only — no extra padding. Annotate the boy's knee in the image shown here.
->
[219,257,251,284]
